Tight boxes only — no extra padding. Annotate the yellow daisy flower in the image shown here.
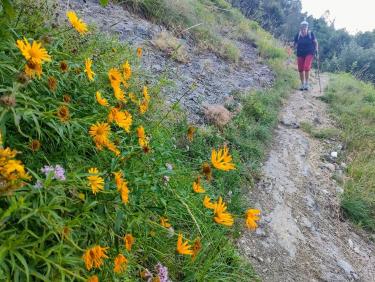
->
[192,176,205,193]
[66,11,88,35]
[113,254,128,274]
[84,58,95,81]
[211,145,235,171]
[96,91,108,107]
[176,233,193,256]
[87,167,104,194]
[245,209,261,230]
[16,38,51,64]
[82,245,108,270]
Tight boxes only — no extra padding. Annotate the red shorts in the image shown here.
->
[297,54,314,72]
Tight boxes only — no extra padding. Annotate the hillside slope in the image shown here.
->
[60,0,274,123]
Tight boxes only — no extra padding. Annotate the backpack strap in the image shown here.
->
[297,31,312,41]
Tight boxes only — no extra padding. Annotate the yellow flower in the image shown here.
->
[87,168,104,194]
[211,145,235,171]
[176,233,193,256]
[192,176,205,193]
[66,11,88,35]
[82,245,108,270]
[213,196,227,215]
[187,126,195,142]
[1,159,30,181]
[143,86,150,102]
[108,68,123,86]
[124,234,135,251]
[108,108,132,133]
[84,58,95,81]
[122,60,132,81]
[24,61,43,78]
[96,91,108,107]
[16,38,51,64]
[57,105,70,122]
[203,196,216,210]
[202,162,212,181]
[113,253,128,274]
[139,100,148,114]
[105,141,121,156]
[160,216,171,228]
[119,181,129,204]
[137,126,146,139]
[113,171,123,187]
[87,275,99,282]
[214,211,234,226]
[113,171,129,204]
[245,209,261,230]
[213,197,234,227]
[89,122,110,148]
[136,47,143,58]
[0,147,17,161]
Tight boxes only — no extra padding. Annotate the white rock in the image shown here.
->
[348,239,354,249]
[331,151,338,158]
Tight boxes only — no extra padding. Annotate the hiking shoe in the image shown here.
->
[299,84,305,91]
[304,83,309,90]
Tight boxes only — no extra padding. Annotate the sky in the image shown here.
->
[300,0,374,34]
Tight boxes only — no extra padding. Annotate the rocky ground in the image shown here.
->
[57,0,274,123]
[238,74,375,282]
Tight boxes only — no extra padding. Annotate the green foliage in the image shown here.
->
[325,73,375,231]
[300,122,341,140]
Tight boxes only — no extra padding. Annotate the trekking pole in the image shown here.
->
[316,50,322,93]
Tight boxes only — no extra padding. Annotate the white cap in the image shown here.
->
[300,21,309,27]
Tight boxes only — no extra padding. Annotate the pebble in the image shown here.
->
[331,151,338,158]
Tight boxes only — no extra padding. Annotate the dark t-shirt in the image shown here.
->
[294,32,316,57]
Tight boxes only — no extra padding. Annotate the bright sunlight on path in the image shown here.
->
[239,74,375,281]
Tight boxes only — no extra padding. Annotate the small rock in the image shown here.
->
[336,187,344,194]
[165,163,173,170]
[255,228,266,237]
[331,151,338,158]
[340,162,347,169]
[323,163,336,172]
[348,239,354,249]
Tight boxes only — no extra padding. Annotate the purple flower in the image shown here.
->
[155,262,170,282]
[40,164,66,181]
[34,180,43,189]
[41,165,54,176]
[54,165,66,181]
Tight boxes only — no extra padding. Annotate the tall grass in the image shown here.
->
[325,73,375,231]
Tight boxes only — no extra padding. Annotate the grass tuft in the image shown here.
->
[325,73,375,231]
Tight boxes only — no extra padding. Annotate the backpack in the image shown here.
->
[297,31,312,41]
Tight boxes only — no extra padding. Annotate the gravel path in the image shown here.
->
[238,74,375,282]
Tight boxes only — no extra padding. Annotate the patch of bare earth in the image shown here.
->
[238,74,375,282]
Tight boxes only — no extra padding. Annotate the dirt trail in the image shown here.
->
[239,74,375,282]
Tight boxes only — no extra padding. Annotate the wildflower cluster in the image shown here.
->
[0,147,30,195]
[1,6,263,281]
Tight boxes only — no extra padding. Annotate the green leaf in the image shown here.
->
[99,0,109,7]
[1,0,16,18]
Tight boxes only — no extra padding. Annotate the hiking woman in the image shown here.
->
[294,21,319,90]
